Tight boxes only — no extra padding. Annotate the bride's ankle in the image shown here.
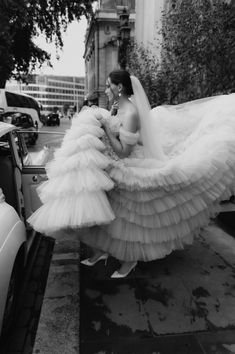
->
[118,261,137,274]
[90,251,106,261]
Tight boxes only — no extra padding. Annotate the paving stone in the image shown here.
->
[44,267,79,298]
[52,252,79,261]
[81,335,204,354]
[53,230,80,254]
[81,279,150,341]
[203,224,235,267]
[196,329,235,354]
[170,238,235,329]
[33,296,79,354]
[80,224,235,353]
[139,276,207,334]
[32,231,80,354]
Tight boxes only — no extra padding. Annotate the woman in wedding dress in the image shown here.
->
[78,69,235,278]
[28,69,235,278]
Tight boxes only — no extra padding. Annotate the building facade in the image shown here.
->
[6,75,85,115]
[134,0,175,55]
[84,0,135,108]
[135,0,235,51]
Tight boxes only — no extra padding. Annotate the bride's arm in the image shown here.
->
[102,121,131,158]
[103,111,138,158]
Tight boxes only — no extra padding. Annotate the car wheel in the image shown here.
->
[2,257,23,336]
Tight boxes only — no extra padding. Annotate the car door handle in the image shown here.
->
[32,175,38,182]
[32,175,47,183]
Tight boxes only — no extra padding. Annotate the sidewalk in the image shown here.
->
[32,220,235,354]
[33,230,80,354]
[80,222,235,354]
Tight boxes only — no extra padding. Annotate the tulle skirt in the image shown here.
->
[28,94,235,262]
[80,93,235,261]
[27,108,116,234]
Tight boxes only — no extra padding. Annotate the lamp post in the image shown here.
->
[117,7,131,70]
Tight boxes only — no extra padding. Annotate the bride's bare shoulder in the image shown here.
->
[122,101,139,132]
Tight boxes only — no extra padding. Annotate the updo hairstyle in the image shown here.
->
[109,69,134,96]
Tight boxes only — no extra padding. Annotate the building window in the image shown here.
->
[104,25,110,34]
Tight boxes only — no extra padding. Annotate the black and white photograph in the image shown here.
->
[0,0,235,353]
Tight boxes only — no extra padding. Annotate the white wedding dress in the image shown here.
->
[28,92,235,262]
[27,108,115,234]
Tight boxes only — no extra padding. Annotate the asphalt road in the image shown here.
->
[29,117,72,154]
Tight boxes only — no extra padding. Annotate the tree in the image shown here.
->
[127,0,235,105]
[127,42,167,107]
[160,0,235,102]
[0,0,93,88]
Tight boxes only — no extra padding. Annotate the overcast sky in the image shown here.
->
[34,17,87,77]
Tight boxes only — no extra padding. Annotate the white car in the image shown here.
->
[0,122,63,337]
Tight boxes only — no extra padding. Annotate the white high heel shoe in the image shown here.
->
[111,262,137,278]
[81,253,108,266]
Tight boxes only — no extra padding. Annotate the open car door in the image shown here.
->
[17,130,65,221]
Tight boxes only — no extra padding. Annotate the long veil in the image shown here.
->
[130,76,167,161]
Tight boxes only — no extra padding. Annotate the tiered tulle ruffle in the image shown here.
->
[27,94,235,261]
[27,108,115,234]
[79,93,235,261]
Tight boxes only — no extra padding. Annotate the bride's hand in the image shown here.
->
[95,112,106,126]
[111,101,118,116]
[101,119,109,131]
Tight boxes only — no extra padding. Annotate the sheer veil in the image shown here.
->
[130,76,166,161]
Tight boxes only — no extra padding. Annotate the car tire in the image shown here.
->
[1,256,23,336]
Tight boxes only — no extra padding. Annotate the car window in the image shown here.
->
[0,131,24,169]
[0,112,15,124]
[17,130,65,167]
[0,135,10,152]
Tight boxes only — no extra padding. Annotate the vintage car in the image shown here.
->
[0,122,64,338]
[1,112,38,146]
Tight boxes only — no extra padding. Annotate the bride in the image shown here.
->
[28,69,235,278]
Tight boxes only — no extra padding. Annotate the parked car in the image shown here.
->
[0,112,38,145]
[39,114,48,126]
[46,113,60,126]
[0,121,64,339]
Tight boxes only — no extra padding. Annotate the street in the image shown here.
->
[78,222,235,354]
[29,117,72,154]
[31,219,235,354]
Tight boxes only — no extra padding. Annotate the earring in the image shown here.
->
[118,91,122,97]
